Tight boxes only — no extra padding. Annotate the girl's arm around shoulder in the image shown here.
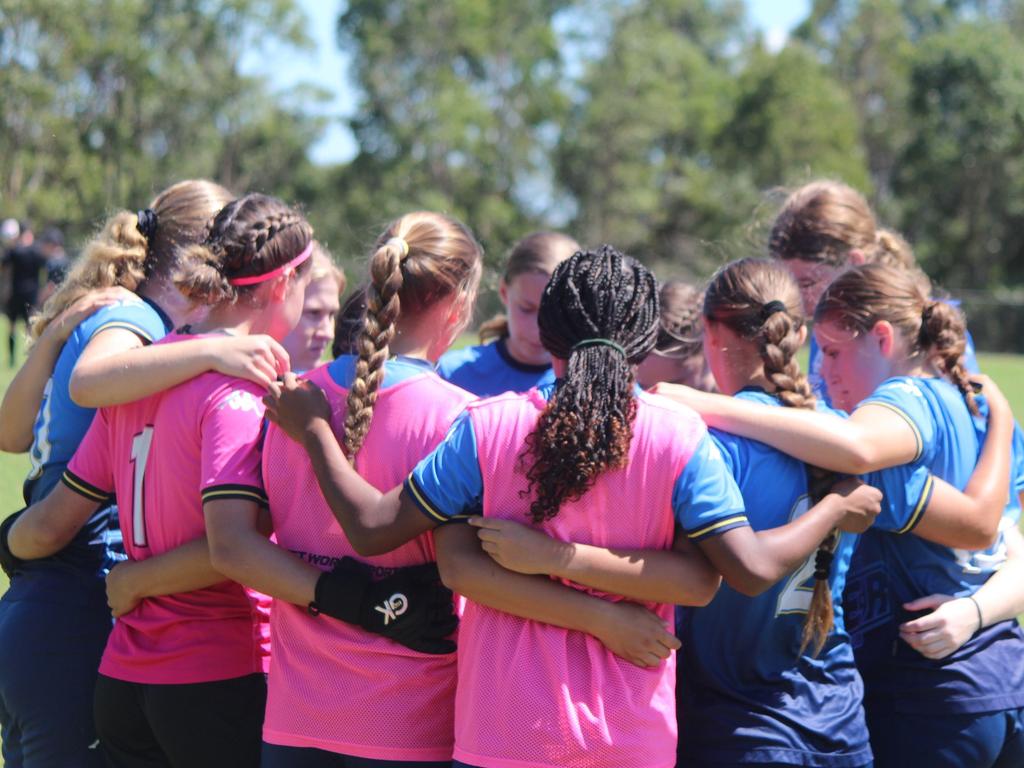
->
[652,382,920,474]
[263,373,452,555]
[435,523,681,669]
[913,375,1015,550]
[697,479,881,596]
[0,288,130,451]
[468,518,720,606]
[70,331,290,407]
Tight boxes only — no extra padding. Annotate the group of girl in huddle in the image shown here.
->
[0,176,1019,768]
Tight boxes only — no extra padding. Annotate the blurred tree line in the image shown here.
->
[3,0,1024,348]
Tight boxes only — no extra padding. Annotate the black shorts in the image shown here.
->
[93,672,266,768]
[5,292,34,324]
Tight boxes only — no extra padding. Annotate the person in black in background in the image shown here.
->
[2,222,47,365]
[38,226,69,304]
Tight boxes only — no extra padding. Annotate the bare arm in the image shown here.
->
[7,483,101,559]
[913,376,1015,550]
[652,383,919,474]
[0,289,130,451]
[697,480,881,596]
[900,522,1024,659]
[70,331,290,407]
[105,538,227,617]
[263,376,436,555]
[435,524,681,668]
[204,498,319,606]
[469,518,721,606]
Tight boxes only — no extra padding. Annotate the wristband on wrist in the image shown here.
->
[966,594,984,633]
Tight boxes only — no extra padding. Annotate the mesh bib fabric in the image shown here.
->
[454,390,704,768]
[262,365,473,761]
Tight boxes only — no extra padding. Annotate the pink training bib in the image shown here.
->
[453,389,706,768]
[67,334,271,684]
[261,364,474,762]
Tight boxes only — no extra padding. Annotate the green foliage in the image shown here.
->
[895,21,1024,289]
[329,0,573,269]
[0,0,323,241]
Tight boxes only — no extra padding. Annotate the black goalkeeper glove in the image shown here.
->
[311,557,458,654]
[0,509,27,579]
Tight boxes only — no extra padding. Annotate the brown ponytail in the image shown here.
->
[703,258,837,655]
[30,179,232,339]
[343,212,483,459]
[478,231,579,344]
[769,180,916,271]
[921,300,978,415]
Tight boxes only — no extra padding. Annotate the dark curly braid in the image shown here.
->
[342,212,483,459]
[175,193,313,306]
[704,258,837,655]
[523,245,659,523]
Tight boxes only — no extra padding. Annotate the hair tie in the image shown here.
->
[760,300,788,323]
[813,546,834,581]
[571,338,626,356]
[229,241,314,287]
[136,209,158,242]
[386,236,410,258]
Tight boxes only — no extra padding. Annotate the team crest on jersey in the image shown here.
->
[881,380,923,399]
[220,390,261,413]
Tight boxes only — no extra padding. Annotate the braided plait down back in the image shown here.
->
[342,212,484,460]
[703,258,837,655]
[921,299,978,415]
[758,310,815,410]
[343,241,406,457]
[523,246,659,523]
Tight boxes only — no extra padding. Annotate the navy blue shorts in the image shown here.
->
[262,743,450,767]
[0,592,111,768]
[867,706,1024,768]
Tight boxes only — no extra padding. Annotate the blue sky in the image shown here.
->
[247,0,809,165]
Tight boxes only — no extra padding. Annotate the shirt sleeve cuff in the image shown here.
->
[686,514,750,542]
[61,469,113,504]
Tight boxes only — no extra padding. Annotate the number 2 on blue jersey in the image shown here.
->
[130,426,154,547]
[776,495,819,616]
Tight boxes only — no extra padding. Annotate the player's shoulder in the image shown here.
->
[77,297,163,342]
[437,342,492,375]
[637,389,707,426]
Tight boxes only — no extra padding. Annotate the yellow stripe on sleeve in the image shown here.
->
[404,474,450,524]
[92,321,155,343]
[862,401,923,462]
[61,471,111,503]
[897,473,934,534]
[687,515,749,540]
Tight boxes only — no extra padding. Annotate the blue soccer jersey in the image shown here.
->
[436,338,554,397]
[843,376,1024,716]
[13,297,171,587]
[676,389,923,768]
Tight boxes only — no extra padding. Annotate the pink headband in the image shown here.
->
[229,241,314,286]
